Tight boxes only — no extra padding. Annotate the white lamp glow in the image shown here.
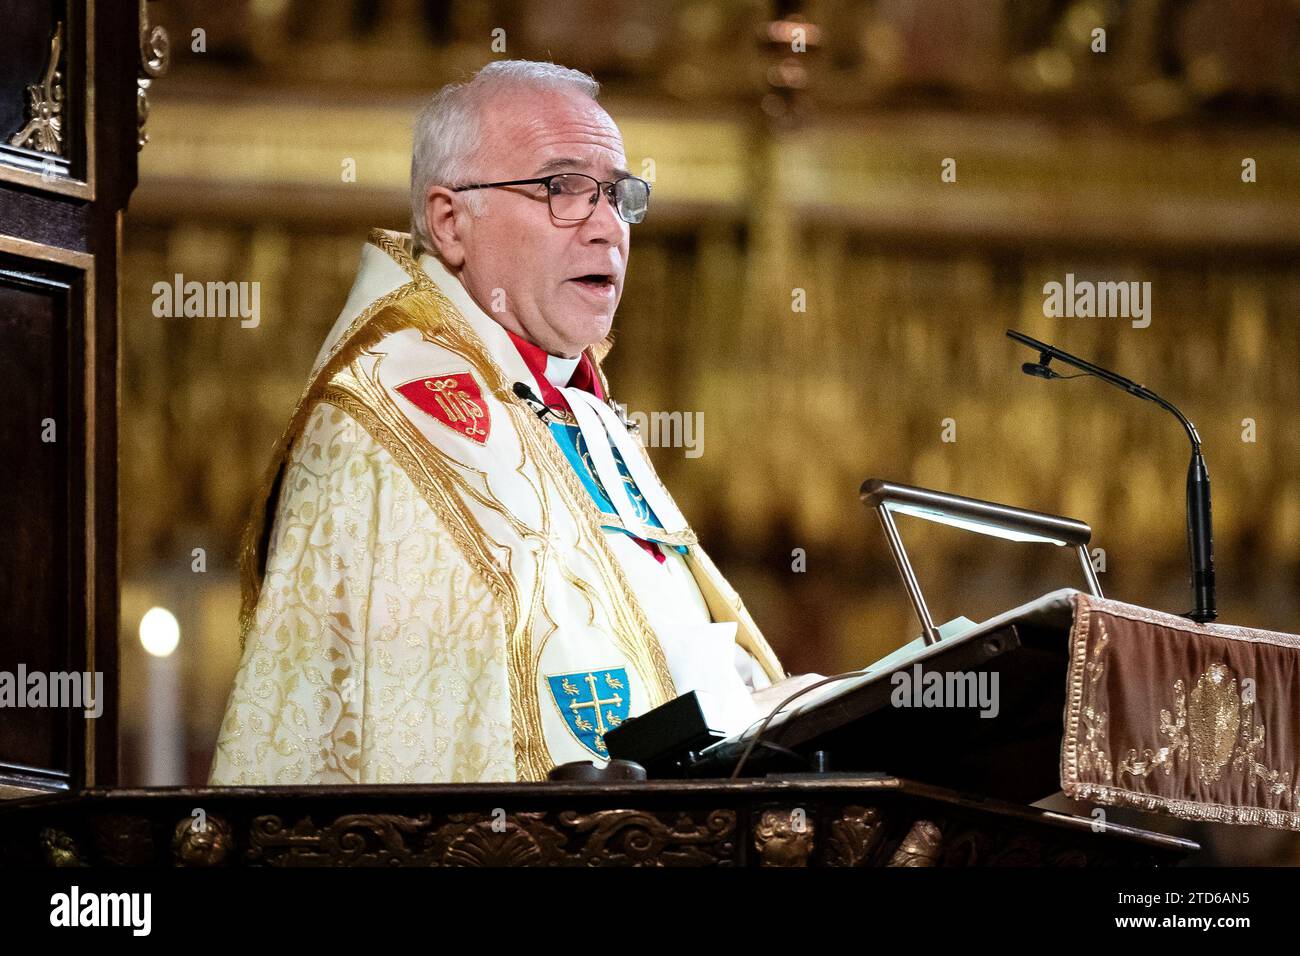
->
[885,501,1069,546]
[139,606,180,657]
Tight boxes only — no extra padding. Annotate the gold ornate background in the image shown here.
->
[118,0,1300,861]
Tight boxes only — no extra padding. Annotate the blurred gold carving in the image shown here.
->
[137,0,170,150]
[40,827,83,867]
[9,22,64,154]
[887,820,943,867]
[824,805,885,867]
[172,813,233,866]
[753,808,815,867]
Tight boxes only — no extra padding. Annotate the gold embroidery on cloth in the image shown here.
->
[316,281,681,779]
[1117,678,1188,780]
[238,279,436,647]
[323,369,550,782]
[1187,664,1240,784]
[1091,631,1291,809]
[374,227,783,682]
[237,229,786,778]
[1077,626,1112,783]
[1113,663,1283,790]
[211,403,515,785]
[349,344,590,783]
[1064,594,1300,830]
[367,237,682,700]
[1233,683,1293,798]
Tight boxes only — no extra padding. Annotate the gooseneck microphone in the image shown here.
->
[1007,329,1216,623]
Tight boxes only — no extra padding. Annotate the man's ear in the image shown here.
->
[425,186,466,269]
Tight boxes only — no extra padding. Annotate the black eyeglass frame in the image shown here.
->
[450,173,651,224]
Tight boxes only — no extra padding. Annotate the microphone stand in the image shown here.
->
[1007,329,1216,623]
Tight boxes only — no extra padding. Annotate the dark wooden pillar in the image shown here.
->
[0,0,153,795]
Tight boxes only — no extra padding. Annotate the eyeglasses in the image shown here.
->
[451,172,651,224]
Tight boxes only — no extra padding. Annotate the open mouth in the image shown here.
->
[570,273,614,290]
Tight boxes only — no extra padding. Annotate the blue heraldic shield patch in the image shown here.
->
[547,668,631,758]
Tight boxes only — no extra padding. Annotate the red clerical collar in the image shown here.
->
[505,329,606,410]
[504,329,665,565]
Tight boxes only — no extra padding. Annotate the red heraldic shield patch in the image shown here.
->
[396,371,492,445]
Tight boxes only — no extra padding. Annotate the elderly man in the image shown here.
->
[209,60,818,785]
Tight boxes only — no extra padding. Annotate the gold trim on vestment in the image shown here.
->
[240,230,693,779]
[684,545,786,683]
[331,306,677,779]
[365,234,681,710]
[320,374,547,781]
[384,226,780,688]
[237,279,430,645]
[379,247,678,652]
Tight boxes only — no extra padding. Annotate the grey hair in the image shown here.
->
[409,60,601,257]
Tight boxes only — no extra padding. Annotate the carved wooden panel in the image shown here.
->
[0,254,80,792]
[0,0,146,796]
[0,777,1200,867]
[0,0,92,197]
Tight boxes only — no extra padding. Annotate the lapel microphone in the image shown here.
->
[512,381,556,422]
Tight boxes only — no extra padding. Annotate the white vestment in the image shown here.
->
[209,230,784,785]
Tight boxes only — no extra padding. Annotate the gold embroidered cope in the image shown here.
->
[210,230,785,785]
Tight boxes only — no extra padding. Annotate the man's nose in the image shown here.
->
[580,187,625,243]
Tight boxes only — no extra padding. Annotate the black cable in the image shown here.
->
[728,670,870,780]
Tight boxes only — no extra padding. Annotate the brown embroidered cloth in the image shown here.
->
[1062,591,1300,830]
